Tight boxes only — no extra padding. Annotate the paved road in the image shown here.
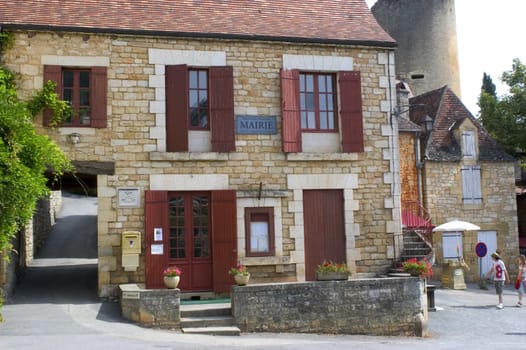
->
[1,194,526,349]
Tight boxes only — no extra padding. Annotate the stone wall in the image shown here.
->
[232,277,427,336]
[119,284,180,328]
[0,191,62,298]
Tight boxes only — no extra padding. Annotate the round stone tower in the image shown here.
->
[372,0,461,97]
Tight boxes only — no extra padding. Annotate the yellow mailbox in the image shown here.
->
[122,231,141,254]
[122,231,141,271]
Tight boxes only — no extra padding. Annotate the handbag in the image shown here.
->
[515,279,521,290]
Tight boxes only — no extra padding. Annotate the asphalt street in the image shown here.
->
[1,193,526,349]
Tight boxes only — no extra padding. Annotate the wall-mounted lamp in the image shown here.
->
[423,115,434,134]
[69,132,81,144]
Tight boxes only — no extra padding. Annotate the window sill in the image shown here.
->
[286,152,359,161]
[150,152,229,161]
[239,256,292,266]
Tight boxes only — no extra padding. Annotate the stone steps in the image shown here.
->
[180,302,240,336]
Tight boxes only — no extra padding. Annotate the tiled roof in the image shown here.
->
[409,86,514,162]
[0,0,396,46]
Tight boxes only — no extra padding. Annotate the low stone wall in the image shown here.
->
[231,277,427,336]
[119,284,180,328]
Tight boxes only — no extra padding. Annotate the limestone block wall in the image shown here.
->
[3,30,400,296]
[232,277,427,336]
[425,161,519,281]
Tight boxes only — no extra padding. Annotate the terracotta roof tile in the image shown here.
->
[409,86,514,162]
[1,0,395,46]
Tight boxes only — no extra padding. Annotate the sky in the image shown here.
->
[365,0,526,116]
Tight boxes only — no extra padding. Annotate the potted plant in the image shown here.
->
[315,260,350,281]
[162,266,181,289]
[402,258,433,279]
[229,263,250,285]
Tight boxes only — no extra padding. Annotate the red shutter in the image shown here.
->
[340,71,364,153]
[145,190,169,289]
[90,67,107,128]
[43,65,62,126]
[280,69,302,152]
[165,65,189,152]
[211,190,237,293]
[210,66,235,152]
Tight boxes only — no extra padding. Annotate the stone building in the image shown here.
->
[1,0,403,297]
[401,86,518,282]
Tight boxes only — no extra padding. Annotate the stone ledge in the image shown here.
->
[119,283,180,328]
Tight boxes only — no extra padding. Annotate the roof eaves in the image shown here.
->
[1,23,398,48]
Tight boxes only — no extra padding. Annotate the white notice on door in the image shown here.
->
[151,244,163,255]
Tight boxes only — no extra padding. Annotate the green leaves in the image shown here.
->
[0,66,73,252]
[479,59,526,158]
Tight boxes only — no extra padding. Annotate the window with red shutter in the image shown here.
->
[43,65,107,128]
[280,69,364,153]
[165,65,235,153]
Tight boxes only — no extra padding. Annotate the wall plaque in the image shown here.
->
[236,115,277,135]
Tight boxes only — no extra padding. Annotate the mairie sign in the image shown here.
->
[235,115,277,135]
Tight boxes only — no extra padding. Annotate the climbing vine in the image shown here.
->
[0,31,74,319]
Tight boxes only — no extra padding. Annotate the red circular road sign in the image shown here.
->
[475,242,487,258]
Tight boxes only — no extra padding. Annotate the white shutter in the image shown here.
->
[462,131,476,159]
[443,232,463,259]
[462,165,482,204]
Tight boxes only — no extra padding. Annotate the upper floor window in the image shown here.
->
[462,130,476,159]
[461,165,482,204]
[281,70,363,153]
[189,69,209,130]
[299,73,337,131]
[165,65,234,152]
[62,69,91,125]
[43,65,107,128]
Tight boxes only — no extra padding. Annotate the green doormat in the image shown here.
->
[180,298,231,305]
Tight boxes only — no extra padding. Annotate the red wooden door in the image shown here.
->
[145,191,169,289]
[168,192,212,291]
[145,190,237,292]
[303,190,345,281]
[211,190,238,293]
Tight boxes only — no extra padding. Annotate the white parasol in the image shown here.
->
[432,219,480,232]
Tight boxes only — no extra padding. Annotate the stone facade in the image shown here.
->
[3,30,400,297]
[426,160,519,280]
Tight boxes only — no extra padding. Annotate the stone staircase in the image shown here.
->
[180,302,241,336]
[401,229,433,261]
[388,229,434,275]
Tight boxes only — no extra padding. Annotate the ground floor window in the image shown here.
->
[245,207,275,256]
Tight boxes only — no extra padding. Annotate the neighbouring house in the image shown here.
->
[1,0,402,298]
[398,85,519,282]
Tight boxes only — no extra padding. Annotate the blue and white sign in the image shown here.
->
[235,115,277,135]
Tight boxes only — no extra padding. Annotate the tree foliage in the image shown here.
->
[0,66,73,253]
[478,58,526,157]
[481,72,496,97]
